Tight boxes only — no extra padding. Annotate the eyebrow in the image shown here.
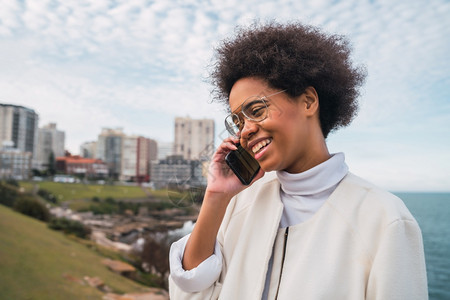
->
[229,89,286,114]
[230,93,267,114]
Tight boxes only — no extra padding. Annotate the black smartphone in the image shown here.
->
[225,143,260,185]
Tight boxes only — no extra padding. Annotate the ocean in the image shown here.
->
[395,192,450,300]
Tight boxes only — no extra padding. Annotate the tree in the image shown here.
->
[141,235,170,288]
[47,151,56,176]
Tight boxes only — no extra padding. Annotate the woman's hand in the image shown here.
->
[205,137,265,199]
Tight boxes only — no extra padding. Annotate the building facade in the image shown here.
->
[80,141,97,158]
[55,155,108,179]
[0,142,32,180]
[96,128,124,179]
[120,136,157,182]
[150,155,207,189]
[157,141,174,160]
[0,103,39,159]
[36,123,65,170]
[174,117,215,160]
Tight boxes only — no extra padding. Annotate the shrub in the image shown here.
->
[0,182,18,207]
[48,217,91,239]
[5,178,19,187]
[37,188,57,204]
[105,197,116,204]
[13,196,50,222]
[89,202,118,215]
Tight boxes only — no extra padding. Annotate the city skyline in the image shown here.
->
[0,0,449,192]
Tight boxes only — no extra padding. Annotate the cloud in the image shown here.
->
[0,0,449,190]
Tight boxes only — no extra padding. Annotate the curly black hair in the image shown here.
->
[210,22,367,138]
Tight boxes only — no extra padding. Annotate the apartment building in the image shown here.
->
[80,141,97,158]
[0,103,39,158]
[120,136,157,182]
[174,117,215,160]
[96,128,125,179]
[0,141,32,180]
[35,123,65,170]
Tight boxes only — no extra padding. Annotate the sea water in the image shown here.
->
[396,192,450,300]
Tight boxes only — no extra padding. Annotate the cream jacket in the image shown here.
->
[169,173,428,299]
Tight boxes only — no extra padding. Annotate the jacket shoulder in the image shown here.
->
[219,172,280,235]
[333,173,415,224]
[227,172,279,215]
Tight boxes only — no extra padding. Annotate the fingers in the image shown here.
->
[214,137,239,157]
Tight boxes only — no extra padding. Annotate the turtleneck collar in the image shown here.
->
[276,152,348,196]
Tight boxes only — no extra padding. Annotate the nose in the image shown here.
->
[240,119,258,143]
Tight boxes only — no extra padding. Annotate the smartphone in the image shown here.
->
[225,143,260,185]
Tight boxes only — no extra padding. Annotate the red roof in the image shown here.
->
[56,156,105,164]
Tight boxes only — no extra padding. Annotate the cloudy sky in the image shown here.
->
[0,0,449,191]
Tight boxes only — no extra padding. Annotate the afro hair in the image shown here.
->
[210,21,367,138]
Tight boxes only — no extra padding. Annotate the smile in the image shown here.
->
[252,138,272,154]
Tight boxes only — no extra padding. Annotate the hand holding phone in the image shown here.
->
[225,143,261,185]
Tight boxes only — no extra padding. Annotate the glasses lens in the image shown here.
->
[242,98,268,121]
[225,114,241,137]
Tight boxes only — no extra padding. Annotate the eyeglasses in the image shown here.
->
[224,89,286,138]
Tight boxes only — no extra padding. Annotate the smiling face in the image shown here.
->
[228,77,330,173]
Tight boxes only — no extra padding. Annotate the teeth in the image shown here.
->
[252,139,271,154]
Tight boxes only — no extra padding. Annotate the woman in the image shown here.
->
[169,22,428,299]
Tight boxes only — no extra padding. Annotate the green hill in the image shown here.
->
[0,204,150,300]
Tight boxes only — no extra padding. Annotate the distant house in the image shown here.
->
[56,155,108,179]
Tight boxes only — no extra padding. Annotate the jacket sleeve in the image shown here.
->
[169,234,223,299]
[366,219,428,300]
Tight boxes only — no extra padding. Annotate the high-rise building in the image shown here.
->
[80,141,97,158]
[174,117,215,160]
[0,103,39,157]
[96,128,124,179]
[36,123,65,170]
[120,136,157,182]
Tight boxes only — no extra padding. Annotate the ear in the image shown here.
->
[303,86,319,116]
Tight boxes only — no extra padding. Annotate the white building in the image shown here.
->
[0,141,32,180]
[80,141,97,158]
[174,117,215,160]
[96,128,125,179]
[120,136,157,182]
[150,155,207,189]
[36,123,65,170]
[0,103,39,160]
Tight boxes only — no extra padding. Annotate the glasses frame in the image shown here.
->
[224,89,287,137]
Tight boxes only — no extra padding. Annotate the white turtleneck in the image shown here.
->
[277,152,348,227]
[170,153,349,294]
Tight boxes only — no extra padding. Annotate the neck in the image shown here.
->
[285,126,330,174]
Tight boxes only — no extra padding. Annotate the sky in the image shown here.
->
[0,0,449,192]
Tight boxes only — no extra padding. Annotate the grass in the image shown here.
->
[0,204,151,300]
[19,181,200,212]
[19,181,148,202]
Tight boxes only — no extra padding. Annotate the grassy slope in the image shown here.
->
[0,205,149,300]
